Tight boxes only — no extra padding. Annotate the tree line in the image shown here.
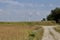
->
[42,7,60,23]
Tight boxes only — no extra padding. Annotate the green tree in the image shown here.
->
[41,18,46,21]
[47,7,60,23]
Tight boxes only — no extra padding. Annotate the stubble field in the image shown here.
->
[0,24,34,40]
[0,21,58,40]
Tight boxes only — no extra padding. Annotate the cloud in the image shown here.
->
[0,0,46,8]
[0,0,58,21]
[40,4,45,7]
[0,9,3,12]
[49,4,53,7]
[0,6,49,21]
[0,0,13,1]
[0,0,25,7]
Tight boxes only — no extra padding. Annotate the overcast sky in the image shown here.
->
[0,0,60,21]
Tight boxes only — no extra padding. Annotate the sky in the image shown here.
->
[0,0,60,21]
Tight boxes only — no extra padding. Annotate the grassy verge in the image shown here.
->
[49,30,57,40]
[54,26,60,33]
[27,26,44,40]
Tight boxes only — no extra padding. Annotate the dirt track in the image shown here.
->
[42,26,60,40]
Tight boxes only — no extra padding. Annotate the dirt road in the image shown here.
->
[42,26,60,40]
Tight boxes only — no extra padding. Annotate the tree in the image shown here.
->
[41,18,46,21]
[47,7,60,23]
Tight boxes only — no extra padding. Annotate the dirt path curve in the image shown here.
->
[42,26,60,40]
[49,27,60,40]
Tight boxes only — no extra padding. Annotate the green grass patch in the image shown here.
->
[0,21,56,26]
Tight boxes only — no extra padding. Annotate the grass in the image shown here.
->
[27,26,44,40]
[33,27,44,40]
[0,24,34,40]
[0,21,56,26]
[54,25,60,33]
[0,24,44,40]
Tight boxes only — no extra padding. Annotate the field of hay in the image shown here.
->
[0,24,35,40]
[0,21,57,40]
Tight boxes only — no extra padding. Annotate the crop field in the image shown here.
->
[0,24,34,40]
[0,22,44,40]
[0,21,59,40]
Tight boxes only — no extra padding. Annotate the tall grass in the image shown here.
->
[27,26,44,40]
[54,26,60,33]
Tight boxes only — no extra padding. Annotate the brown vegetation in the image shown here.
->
[0,24,34,40]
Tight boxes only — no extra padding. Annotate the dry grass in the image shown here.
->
[33,27,44,40]
[27,26,44,40]
[54,25,60,33]
[0,21,57,40]
[0,24,43,40]
[0,24,34,40]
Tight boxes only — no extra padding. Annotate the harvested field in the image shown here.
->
[0,22,59,40]
[0,24,34,40]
